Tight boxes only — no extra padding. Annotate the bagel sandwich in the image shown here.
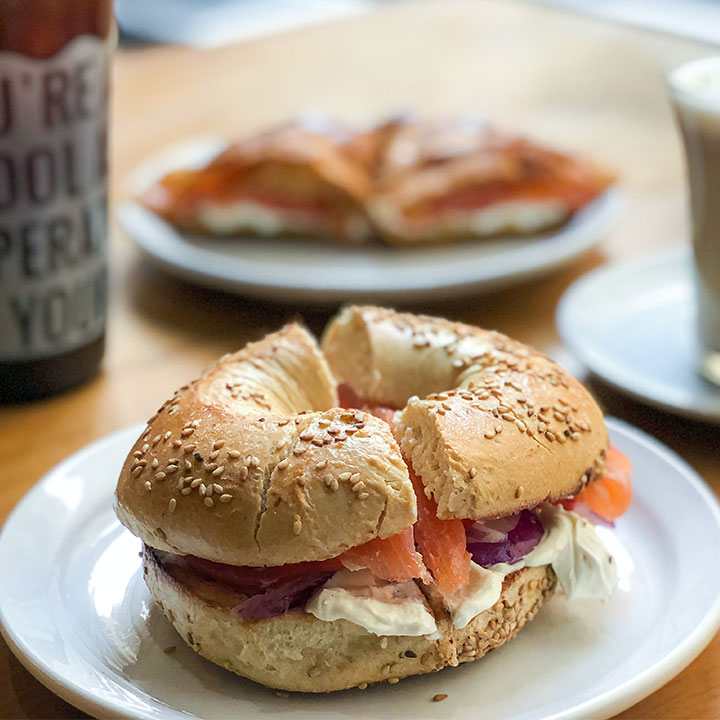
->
[115,307,632,692]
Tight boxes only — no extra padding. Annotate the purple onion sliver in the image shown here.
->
[232,571,334,620]
[465,513,521,544]
[468,510,544,568]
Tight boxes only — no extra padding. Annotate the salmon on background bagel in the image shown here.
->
[115,307,632,693]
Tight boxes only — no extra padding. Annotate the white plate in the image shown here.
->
[117,137,621,304]
[1,419,719,720]
[556,248,720,423]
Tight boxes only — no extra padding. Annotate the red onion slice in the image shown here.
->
[232,572,334,620]
[467,510,545,567]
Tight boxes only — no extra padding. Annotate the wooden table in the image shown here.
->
[1,1,718,717]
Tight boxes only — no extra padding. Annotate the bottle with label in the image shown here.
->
[0,0,114,402]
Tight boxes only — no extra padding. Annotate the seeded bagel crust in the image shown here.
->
[144,547,555,692]
[322,306,608,519]
[115,324,416,566]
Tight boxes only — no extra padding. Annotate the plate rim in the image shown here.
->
[1,418,719,720]
[116,135,622,304]
[556,247,720,424]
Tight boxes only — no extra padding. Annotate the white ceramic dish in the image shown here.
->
[556,248,720,423]
[117,137,621,304]
[2,418,719,720]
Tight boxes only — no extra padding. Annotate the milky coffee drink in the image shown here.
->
[669,57,720,385]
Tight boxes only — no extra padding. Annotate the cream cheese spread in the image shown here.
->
[370,198,568,238]
[447,504,618,628]
[306,568,438,637]
[199,201,325,236]
[307,505,617,636]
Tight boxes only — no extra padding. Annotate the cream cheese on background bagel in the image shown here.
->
[115,307,626,693]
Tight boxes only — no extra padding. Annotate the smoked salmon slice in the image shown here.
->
[564,445,632,522]
[410,467,471,595]
[340,526,430,583]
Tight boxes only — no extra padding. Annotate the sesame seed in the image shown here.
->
[180,428,194,437]
[277,458,289,470]
[388,677,399,684]
[131,466,143,477]
[199,484,206,496]
[469,467,477,478]
[212,466,225,477]
[358,682,368,690]
[315,460,328,470]
[133,451,142,458]
[152,434,162,445]
[208,450,220,461]
[433,694,448,702]
[515,485,524,498]
[358,492,369,500]
[352,480,366,492]
[183,444,196,454]
[311,436,324,446]
[275,439,287,451]
[181,487,192,495]
[154,472,166,481]
[495,424,503,433]
[213,440,225,450]
[151,458,160,470]
[166,465,178,473]
[300,431,313,442]
[484,431,496,439]
[293,516,302,535]
[501,413,514,422]
[204,497,214,508]
[228,450,241,459]
[339,472,352,481]
[144,481,152,491]
[163,431,172,441]
[219,494,232,503]
[240,466,249,479]
[293,446,306,455]
[545,431,555,442]
[168,498,177,512]
[190,478,202,488]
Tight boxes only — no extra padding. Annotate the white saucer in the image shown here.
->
[557,248,720,423]
[117,136,621,304]
[1,419,719,720]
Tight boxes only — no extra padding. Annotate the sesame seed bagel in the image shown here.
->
[322,306,608,520]
[144,546,555,692]
[115,323,416,566]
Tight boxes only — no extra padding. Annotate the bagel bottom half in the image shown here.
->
[144,548,556,692]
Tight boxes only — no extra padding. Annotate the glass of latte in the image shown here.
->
[668,57,720,386]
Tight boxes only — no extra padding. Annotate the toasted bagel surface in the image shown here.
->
[145,546,555,692]
[322,306,608,519]
[115,323,416,566]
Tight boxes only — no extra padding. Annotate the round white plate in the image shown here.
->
[2,419,719,720]
[117,137,621,304]
[557,248,720,423]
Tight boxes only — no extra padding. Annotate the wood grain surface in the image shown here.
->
[1,1,718,718]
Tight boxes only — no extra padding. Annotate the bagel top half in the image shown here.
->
[116,307,608,567]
